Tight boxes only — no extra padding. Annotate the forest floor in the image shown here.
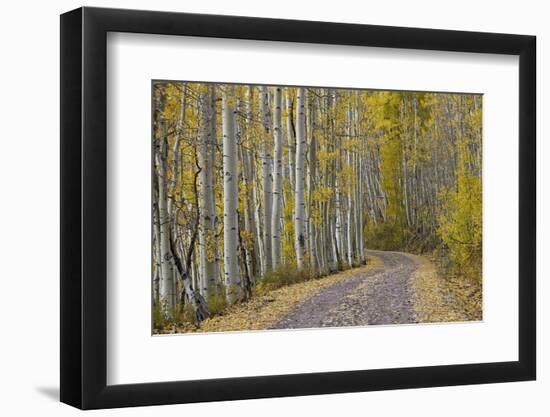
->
[160,250,481,334]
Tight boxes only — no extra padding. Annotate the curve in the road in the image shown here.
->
[270,251,418,329]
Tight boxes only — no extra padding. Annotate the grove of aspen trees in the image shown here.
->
[152,81,482,331]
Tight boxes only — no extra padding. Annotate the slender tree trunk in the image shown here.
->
[153,85,177,318]
[335,175,343,263]
[210,91,221,282]
[285,89,296,191]
[401,98,412,228]
[157,147,175,316]
[198,86,219,299]
[306,92,318,272]
[240,144,258,282]
[260,86,273,272]
[345,105,353,267]
[222,86,242,304]
[246,88,266,276]
[271,87,283,267]
[154,93,176,318]
[170,228,210,322]
[294,87,307,268]
[167,84,186,216]
[152,193,161,305]
[253,173,266,275]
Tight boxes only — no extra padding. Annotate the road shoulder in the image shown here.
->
[408,254,471,323]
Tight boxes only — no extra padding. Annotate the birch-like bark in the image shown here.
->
[259,86,273,271]
[271,86,283,267]
[222,86,241,304]
[246,88,266,276]
[306,92,318,272]
[240,86,260,281]
[209,90,221,280]
[253,171,266,275]
[294,87,307,269]
[355,93,366,264]
[156,136,175,317]
[285,88,296,191]
[401,98,412,227]
[240,144,257,281]
[154,86,175,317]
[335,175,343,265]
[169,223,210,322]
[167,84,186,216]
[198,86,219,299]
[152,179,161,305]
[346,105,354,267]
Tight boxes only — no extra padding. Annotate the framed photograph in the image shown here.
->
[60,6,536,409]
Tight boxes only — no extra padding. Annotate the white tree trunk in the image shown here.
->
[156,137,175,317]
[241,86,260,280]
[306,94,318,272]
[335,176,343,265]
[271,87,283,267]
[167,84,186,216]
[152,196,161,305]
[401,98,412,227]
[198,86,219,299]
[247,88,266,276]
[355,93,366,264]
[294,87,307,269]
[346,106,354,267]
[260,86,273,271]
[222,86,241,304]
[253,175,266,275]
[346,189,354,266]
[285,89,296,190]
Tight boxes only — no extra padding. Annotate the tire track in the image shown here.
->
[270,251,418,329]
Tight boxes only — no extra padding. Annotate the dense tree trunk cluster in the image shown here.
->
[152,82,482,323]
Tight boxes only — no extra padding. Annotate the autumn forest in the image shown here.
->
[152,81,482,333]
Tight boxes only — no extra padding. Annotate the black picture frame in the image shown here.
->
[60,6,536,410]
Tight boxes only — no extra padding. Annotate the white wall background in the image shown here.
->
[0,0,545,415]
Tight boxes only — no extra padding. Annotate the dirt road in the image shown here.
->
[271,251,419,329]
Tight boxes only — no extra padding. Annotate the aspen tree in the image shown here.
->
[285,88,296,190]
[294,87,307,268]
[198,85,219,299]
[259,86,273,271]
[154,85,175,318]
[222,85,242,304]
[271,87,283,266]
